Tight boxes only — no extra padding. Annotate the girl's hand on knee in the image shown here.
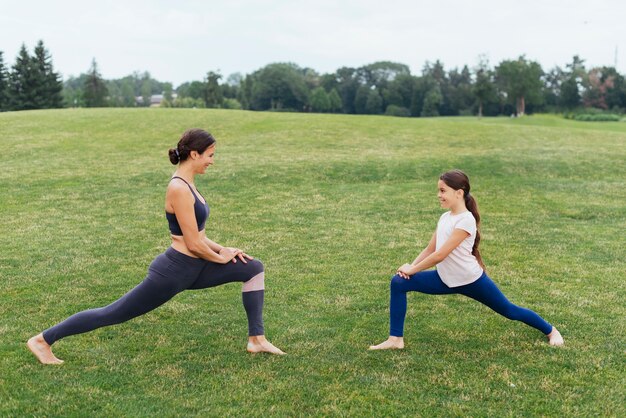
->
[397,264,413,279]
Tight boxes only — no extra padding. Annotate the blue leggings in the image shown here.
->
[389,270,553,337]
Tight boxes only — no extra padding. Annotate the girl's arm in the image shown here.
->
[411,232,437,265]
[399,229,469,277]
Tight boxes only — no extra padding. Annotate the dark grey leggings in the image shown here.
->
[43,248,265,345]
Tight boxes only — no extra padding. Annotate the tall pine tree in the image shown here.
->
[32,40,63,108]
[8,44,37,111]
[0,51,8,111]
[83,58,108,107]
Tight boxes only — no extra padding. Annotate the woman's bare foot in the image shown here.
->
[247,335,285,355]
[369,336,405,350]
[547,327,564,347]
[27,333,64,364]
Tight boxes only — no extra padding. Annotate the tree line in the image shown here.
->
[0,41,63,111]
[1,41,625,117]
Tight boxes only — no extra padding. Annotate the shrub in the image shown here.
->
[385,105,410,117]
[563,108,622,122]
[172,97,205,108]
[222,98,242,110]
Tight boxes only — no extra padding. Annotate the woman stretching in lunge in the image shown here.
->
[370,169,564,350]
[28,128,284,364]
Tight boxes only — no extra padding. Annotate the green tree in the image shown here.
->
[357,61,411,88]
[447,66,473,115]
[559,56,587,109]
[354,85,370,114]
[334,67,360,113]
[310,87,330,112]
[385,74,415,110]
[473,57,497,117]
[365,89,383,114]
[319,73,338,92]
[249,63,309,111]
[0,51,8,111]
[495,56,544,115]
[222,73,242,100]
[410,76,437,117]
[600,67,626,110]
[181,81,206,100]
[328,88,342,112]
[301,67,321,91]
[8,44,38,110]
[32,40,63,108]
[106,81,123,107]
[204,71,222,108]
[120,79,136,107]
[163,82,173,102]
[421,86,443,116]
[421,61,450,115]
[83,58,108,107]
[359,62,412,113]
[237,75,253,109]
[559,76,580,109]
[63,74,87,107]
[542,67,563,109]
[140,73,152,107]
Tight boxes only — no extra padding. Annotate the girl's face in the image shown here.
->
[437,179,463,209]
[190,144,215,174]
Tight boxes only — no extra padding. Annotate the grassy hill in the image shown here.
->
[1,109,624,416]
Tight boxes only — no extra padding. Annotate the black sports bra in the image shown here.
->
[165,176,209,236]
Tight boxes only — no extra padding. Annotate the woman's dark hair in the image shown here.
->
[168,129,216,165]
[439,169,485,270]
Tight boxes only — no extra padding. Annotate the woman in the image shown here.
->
[28,128,284,364]
[370,169,564,350]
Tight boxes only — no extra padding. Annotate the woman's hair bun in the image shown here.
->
[168,148,179,165]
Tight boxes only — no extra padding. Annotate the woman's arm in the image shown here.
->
[202,236,252,263]
[169,185,234,264]
[398,229,469,277]
[202,236,224,253]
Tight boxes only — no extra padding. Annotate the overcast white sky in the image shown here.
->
[1,0,624,86]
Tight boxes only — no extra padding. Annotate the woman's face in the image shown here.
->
[193,144,215,174]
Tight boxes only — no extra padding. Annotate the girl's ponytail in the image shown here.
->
[464,192,485,271]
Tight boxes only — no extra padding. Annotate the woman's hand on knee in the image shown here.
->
[226,247,253,264]
[218,247,238,264]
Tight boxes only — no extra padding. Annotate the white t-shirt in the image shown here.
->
[435,211,484,287]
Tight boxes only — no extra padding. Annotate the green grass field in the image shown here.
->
[1,109,624,416]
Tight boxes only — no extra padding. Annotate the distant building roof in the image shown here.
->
[136,92,177,106]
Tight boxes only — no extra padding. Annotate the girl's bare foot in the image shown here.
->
[27,333,64,364]
[369,336,405,350]
[547,327,564,346]
[247,335,285,355]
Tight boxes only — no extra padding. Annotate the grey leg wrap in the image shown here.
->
[242,290,265,336]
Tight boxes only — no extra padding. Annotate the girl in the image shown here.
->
[370,169,564,350]
[28,128,284,364]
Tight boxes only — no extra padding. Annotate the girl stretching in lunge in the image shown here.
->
[28,128,284,364]
[370,169,564,350]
